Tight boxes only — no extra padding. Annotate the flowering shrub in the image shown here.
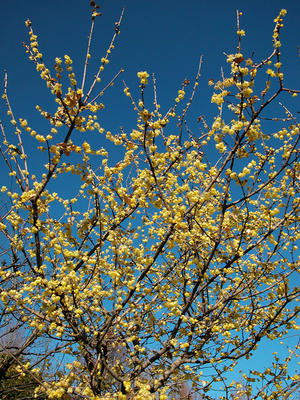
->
[0,5,299,400]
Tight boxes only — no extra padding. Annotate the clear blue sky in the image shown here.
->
[1,0,299,173]
[0,0,299,393]
[1,0,299,128]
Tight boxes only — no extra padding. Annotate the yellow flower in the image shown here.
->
[137,71,150,85]
[64,55,73,65]
[123,381,131,392]
[267,69,276,77]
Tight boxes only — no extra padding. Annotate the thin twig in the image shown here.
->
[81,15,95,92]
[84,8,125,104]
[89,68,124,104]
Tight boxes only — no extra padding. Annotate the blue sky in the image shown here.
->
[0,0,299,395]
[1,0,299,177]
[1,0,299,128]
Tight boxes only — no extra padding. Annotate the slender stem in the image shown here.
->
[81,16,95,92]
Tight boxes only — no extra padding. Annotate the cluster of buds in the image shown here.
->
[90,1,101,19]
[137,71,149,85]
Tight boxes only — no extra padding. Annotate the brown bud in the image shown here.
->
[234,56,244,64]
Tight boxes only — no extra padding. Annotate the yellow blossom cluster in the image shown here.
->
[0,7,298,400]
[137,71,150,85]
